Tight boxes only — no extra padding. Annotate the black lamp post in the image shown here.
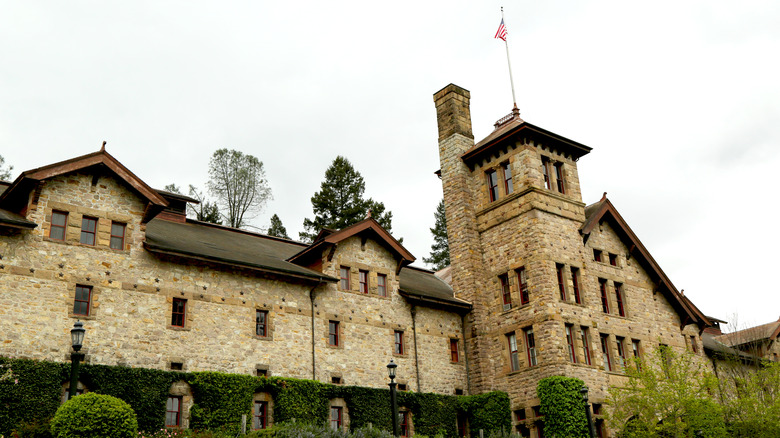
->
[580,386,596,438]
[68,321,86,400]
[387,359,399,437]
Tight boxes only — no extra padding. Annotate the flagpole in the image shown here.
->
[501,7,518,110]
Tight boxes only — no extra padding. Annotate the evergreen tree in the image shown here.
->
[0,155,13,181]
[300,156,393,242]
[423,200,450,270]
[267,214,290,239]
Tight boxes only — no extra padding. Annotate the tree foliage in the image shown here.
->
[207,149,272,229]
[50,393,138,438]
[423,200,449,270]
[0,155,13,181]
[267,214,290,239]
[537,376,589,438]
[300,156,393,242]
[188,185,222,225]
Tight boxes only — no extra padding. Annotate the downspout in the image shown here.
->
[310,279,323,380]
[461,314,472,394]
[411,305,422,392]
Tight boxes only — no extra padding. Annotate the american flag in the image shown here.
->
[495,18,507,41]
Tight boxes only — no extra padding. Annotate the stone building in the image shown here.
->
[0,83,757,437]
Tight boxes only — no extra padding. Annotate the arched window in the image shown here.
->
[166,380,193,429]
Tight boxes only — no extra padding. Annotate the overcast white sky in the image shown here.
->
[2,1,779,330]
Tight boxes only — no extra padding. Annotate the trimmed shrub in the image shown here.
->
[50,392,137,438]
[538,376,588,438]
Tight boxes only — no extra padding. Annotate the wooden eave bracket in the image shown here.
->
[326,245,337,262]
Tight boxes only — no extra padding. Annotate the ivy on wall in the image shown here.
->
[0,357,510,437]
[537,376,588,438]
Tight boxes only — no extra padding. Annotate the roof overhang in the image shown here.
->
[398,290,472,315]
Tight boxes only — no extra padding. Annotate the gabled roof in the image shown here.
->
[716,319,780,347]
[288,218,415,272]
[398,266,472,314]
[581,195,710,329]
[0,148,168,222]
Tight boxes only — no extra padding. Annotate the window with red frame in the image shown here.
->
[541,157,552,190]
[500,274,511,310]
[632,339,642,370]
[109,222,126,250]
[73,285,92,316]
[80,216,97,245]
[399,411,410,437]
[502,161,513,195]
[50,211,67,240]
[593,249,602,262]
[554,162,565,194]
[525,328,537,366]
[330,406,342,430]
[689,335,698,353]
[165,396,182,427]
[359,270,369,293]
[616,337,627,371]
[253,401,268,429]
[486,169,499,202]
[450,339,459,362]
[580,327,592,365]
[329,321,340,346]
[377,273,387,297]
[565,324,577,363]
[570,267,581,304]
[517,267,529,305]
[171,298,186,327]
[615,283,625,316]
[609,253,618,266]
[599,279,609,313]
[256,310,268,337]
[601,334,612,371]
[394,330,404,355]
[339,267,350,291]
[556,263,566,300]
[507,333,519,371]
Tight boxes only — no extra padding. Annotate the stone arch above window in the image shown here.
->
[329,397,350,431]
[252,392,274,430]
[167,380,193,429]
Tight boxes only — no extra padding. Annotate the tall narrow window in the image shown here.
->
[502,161,513,195]
[73,285,92,316]
[329,321,340,346]
[632,339,641,370]
[517,268,529,305]
[359,270,369,293]
[450,339,460,362]
[165,396,182,427]
[609,253,618,266]
[507,333,519,371]
[330,406,342,430]
[486,169,499,202]
[256,310,268,337]
[580,327,592,365]
[394,330,404,354]
[565,324,577,363]
[615,283,625,316]
[689,335,698,353]
[616,337,626,371]
[570,267,581,304]
[171,298,186,328]
[253,401,268,430]
[500,274,512,310]
[556,264,566,301]
[599,279,609,313]
[50,211,68,240]
[593,249,602,262]
[110,222,126,250]
[399,411,410,437]
[80,216,97,245]
[554,162,565,194]
[377,273,387,297]
[659,344,672,376]
[525,328,537,366]
[339,267,350,291]
[541,157,552,190]
[600,334,612,371]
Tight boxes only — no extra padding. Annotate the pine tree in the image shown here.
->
[267,214,290,239]
[300,156,393,242]
[423,200,450,270]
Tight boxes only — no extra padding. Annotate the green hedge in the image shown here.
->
[537,376,588,438]
[0,357,510,437]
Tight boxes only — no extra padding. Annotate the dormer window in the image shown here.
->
[486,169,499,202]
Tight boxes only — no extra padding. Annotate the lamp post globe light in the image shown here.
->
[580,385,596,438]
[68,320,86,400]
[387,359,399,437]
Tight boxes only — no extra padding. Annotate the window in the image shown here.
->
[500,274,512,310]
[170,362,183,371]
[253,401,268,430]
[659,344,672,376]
[556,263,566,300]
[457,412,468,437]
[615,283,625,316]
[256,368,268,377]
[398,383,408,391]
[609,253,618,266]
[632,339,641,370]
[329,321,340,346]
[399,411,410,437]
[377,273,387,297]
[517,267,529,305]
[689,335,698,353]
[450,339,460,362]
[486,169,499,202]
[339,267,350,290]
[165,396,182,427]
[331,376,342,384]
[507,333,520,371]
[171,298,186,328]
[50,211,67,240]
[330,406,342,430]
[570,267,581,304]
[80,216,97,245]
[525,328,537,366]
[515,409,527,421]
[256,310,268,337]
[565,324,576,363]
[394,330,404,355]
[110,222,126,250]
[593,249,602,262]
[599,279,609,313]
[596,420,606,438]
[73,285,92,316]
[502,161,513,195]
[580,327,592,365]
[616,337,626,371]
[554,162,565,194]
[541,157,552,190]
[359,270,369,293]
[600,334,612,371]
